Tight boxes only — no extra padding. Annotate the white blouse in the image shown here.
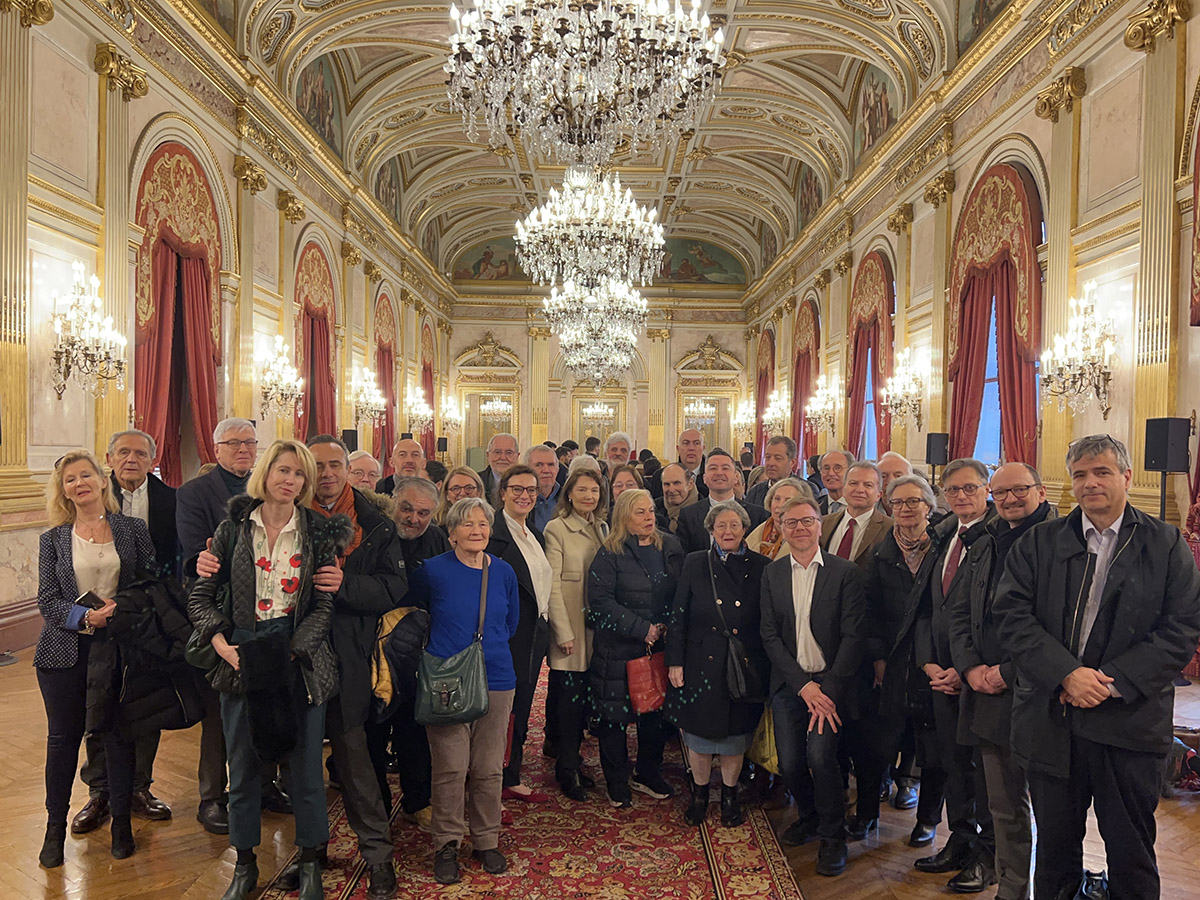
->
[249,506,304,621]
[72,531,120,600]
[504,510,552,619]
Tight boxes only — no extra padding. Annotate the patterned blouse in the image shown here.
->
[249,505,303,621]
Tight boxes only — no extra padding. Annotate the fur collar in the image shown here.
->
[225,493,355,556]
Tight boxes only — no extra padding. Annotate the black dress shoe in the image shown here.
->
[558,771,587,802]
[261,780,293,814]
[947,859,998,893]
[278,848,330,890]
[879,778,893,802]
[131,789,172,821]
[578,770,596,789]
[220,861,259,900]
[780,816,820,846]
[915,840,973,873]
[71,796,109,834]
[846,815,878,841]
[815,838,848,877]
[473,847,508,874]
[197,800,229,835]
[908,822,936,847]
[366,861,397,900]
[296,859,323,900]
[893,784,919,809]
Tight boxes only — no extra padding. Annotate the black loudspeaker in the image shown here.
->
[1144,418,1190,473]
[341,429,358,452]
[401,432,413,440]
[437,437,448,453]
[926,433,949,466]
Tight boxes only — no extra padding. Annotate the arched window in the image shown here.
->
[862,345,878,459]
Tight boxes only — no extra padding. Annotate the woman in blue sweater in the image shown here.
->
[410,497,520,885]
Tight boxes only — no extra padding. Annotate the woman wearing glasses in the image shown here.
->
[436,466,485,527]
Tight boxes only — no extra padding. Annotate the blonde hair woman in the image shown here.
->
[436,466,486,525]
[188,439,350,900]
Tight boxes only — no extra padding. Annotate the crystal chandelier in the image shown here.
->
[441,395,463,438]
[406,387,434,433]
[805,374,838,442]
[50,261,128,399]
[446,0,727,166]
[583,401,616,428]
[1040,281,1117,419]
[732,398,756,443]
[761,388,789,436]
[545,277,648,337]
[480,395,513,426]
[684,398,717,428]
[882,348,924,430]
[351,367,387,427]
[257,334,304,420]
[516,166,664,289]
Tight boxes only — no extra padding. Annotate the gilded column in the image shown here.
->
[277,189,303,438]
[648,326,670,456]
[923,171,956,438]
[528,325,550,446]
[812,269,831,455]
[232,157,265,418]
[1126,4,1188,517]
[887,204,914,454]
[1035,66,1087,507]
[0,1,53,517]
[833,251,853,447]
[339,241,361,429]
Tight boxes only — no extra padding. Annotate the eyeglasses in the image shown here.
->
[446,484,479,496]
[944,483,983,497]
[781,516,819,530]
[217,439,258,450]
[990,484,1037,501]
[891,497,929,510]
[504,485,540,497]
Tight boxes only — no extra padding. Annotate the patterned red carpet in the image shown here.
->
[261,675,803,900]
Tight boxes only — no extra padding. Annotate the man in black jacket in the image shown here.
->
[949,462,1052,900]
[676,450,768,553]
[647,429,708,500]
[760,495,865,878]
[994,435,1200,900]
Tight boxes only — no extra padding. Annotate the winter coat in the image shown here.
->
[326,489,408,735]
[487,512,547,686]
[544,512,607,672]
[587,533,685,723]
[176,465,239,578]
[665,547,769,739]
[109,471,181,578]
[994,503,1200,777]
[187,495,351,704]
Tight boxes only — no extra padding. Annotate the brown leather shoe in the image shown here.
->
[71,796,110,834]
[131,789,172,821]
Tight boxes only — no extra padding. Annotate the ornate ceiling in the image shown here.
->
[242,0,959,285]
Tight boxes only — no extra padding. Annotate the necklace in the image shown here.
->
[76,514,107,543]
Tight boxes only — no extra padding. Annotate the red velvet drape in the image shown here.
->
[845,322,874,459]
[791,350,814,464]
[134,241,219,486]
[948,270,994,460]
[374,344,396,476]
[754,365,771,461]
[296,309,336,439]
[420,360,436,458]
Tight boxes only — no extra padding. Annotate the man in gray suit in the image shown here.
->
[760,495,866,878]
[747,435,798,507]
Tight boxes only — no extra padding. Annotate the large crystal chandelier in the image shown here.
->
[406,387,434,433]
[516,166,664,288]
[684,398,717,427]
[761,388,789,437]
[480,395,513,426]
[351,367,387,427]
[544,277,648,337]
[257,334,304,420]
[50,261,128,399]
[446,0,727,166]
[560,316,638,387]
[732,398,755,443]
[806,374,838,442]
[583,401,616,428]
[1041,280,1117,419]
[882,348,924,430]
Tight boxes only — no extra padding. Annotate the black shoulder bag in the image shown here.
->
[414,556,491,726]
[707,552,768,703]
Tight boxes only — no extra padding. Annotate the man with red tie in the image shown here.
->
[820,462,892,569]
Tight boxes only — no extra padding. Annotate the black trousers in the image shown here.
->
[82,729,159,796]
[930,690,993,852]
[1027,735,1161,900]
[197,678,228,804]
[596,710,666,799]
[329,724,393,865]
[544,665,561,746]
[856,710,944,825]
[503,618,549,788]
[551,669,589,781]
[380,697,431,814]
[36,643,135,822]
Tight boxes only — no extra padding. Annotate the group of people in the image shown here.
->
[32,421,1200,900]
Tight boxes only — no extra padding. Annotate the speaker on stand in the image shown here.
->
[926,432,949,485]
[1144,417,1192,520]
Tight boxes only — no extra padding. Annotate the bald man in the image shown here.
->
[647,429,709,500]
[376,438,426,496]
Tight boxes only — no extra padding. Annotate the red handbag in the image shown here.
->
[626,651,668,715]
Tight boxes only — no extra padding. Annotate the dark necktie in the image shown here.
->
[835,517,857,560]
[942,525,968,596]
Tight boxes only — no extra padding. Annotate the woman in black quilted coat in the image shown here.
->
[188,439,350,900]
[587,488,684,809]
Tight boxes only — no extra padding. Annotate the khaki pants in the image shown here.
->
[427,689,515,852]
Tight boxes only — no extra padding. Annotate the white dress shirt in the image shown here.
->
[789,549,827,673]
[827,507,874,560]
[1077,510,1125,659]
[120,478,150,525]
[941,514,985,584]
[504,510,552,619]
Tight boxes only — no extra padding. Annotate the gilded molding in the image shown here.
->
[892,120,954,190]
[342,204,378,250]
[341,241,362,267]
[364,260,382,283]
[834,252,853,277]
[1049,0,1118,53]
[94,43,148,100]
[1035,67,1088,122]
[236,104,299,179]
[528,326,551,339]
[923,170,957,208]
[647,328,672,342]
[233,155,268,194]
[886,203,915,234]
[813,269,831,290]
[819,214,854,257]
[276,189,304,223]
[0,0,53,26]
[1124,0,1190,53]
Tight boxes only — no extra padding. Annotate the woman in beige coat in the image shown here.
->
[543,468,608,802]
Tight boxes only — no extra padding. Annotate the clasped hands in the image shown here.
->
[196,538,344,592]
[923,663,962,695]
[963,664,1008,695]
[1059,666,1113,708]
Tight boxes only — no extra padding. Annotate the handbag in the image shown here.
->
[626,650,668,714]
[708,553,769,703]
[414,556,491,726]
[747,705,779,774]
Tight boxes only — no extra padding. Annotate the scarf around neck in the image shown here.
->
[664,484,699,533]
[312,481,362,559]
[758,519,783,559]
[893,522,931,574]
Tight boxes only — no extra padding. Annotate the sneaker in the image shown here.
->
[631,775,676,800]
[434,842,460,885]
[472,847,508,874]
[608,790,633,809]
[400,806,432,832]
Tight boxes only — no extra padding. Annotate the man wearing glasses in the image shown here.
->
[948,463,1052,899]
[479,433,520,506]
[913,458,997,890]
[995,436,1200,900]
[760,495,866,878]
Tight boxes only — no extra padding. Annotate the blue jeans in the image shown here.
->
[771,687,845,839]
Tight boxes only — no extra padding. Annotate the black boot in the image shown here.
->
[110,814,135,859]
[220,860,259,900]
[720,784,743,827]
[684,782,709,826]
[296,858,323,900]
[39,819,66,869]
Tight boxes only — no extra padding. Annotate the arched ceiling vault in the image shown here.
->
[247,0,953,282]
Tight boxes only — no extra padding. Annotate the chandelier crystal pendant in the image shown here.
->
[441,395,464,438]
[558,311,639,387]
[732,398,756,443]
[446,0,727,166]
[882,348,924,430]
[50,261,129,399]
[516,165,664,289]
[406,387,435,433]
[257,334,304,420]
[351,367,387,427]
[544,277,648,337]
[684,398,717,428]
[1040,280,1117,419]
[761,388,789,437]
[583,401,616,428]
[480,395,513,426]
[806,375,838,442]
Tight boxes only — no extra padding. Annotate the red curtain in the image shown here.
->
[754,365,771,461]
[296,309,336,439]
[134,241,219,486]
[845,322,874,459]
[420,360,436,458]
[791,350,815,464]
[374,344,396,476]
[948,269,994,460]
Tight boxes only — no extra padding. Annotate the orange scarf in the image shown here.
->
[311,481,362,560]
[759,519,783,559]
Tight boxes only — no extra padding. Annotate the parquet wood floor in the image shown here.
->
[2,654,1199,899]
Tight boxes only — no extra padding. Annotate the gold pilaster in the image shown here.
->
[648,327,670,456]
[0,0,53,27]
[888,204,914,455]
[1124,0,1190,53]
[812,271,831,456]
[233,163,257,418]
[833,257,853,446]
[528,325,550,446]
[1034,67,1088,123]
[923,170,956,438]
[279,203,298,439]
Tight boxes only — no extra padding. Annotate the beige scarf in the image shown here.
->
[664,484,699,533]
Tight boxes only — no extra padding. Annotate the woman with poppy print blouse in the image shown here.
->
[188,440,350,900]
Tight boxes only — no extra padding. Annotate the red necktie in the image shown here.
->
[942,526,968,595]
[835,517,857,560]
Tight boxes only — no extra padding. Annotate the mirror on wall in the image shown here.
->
[463,389,518,452]
[572,395,627,445]
[677,392,736,453]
